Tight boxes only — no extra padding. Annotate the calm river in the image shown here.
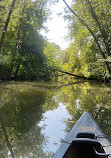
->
[0,81,111,157]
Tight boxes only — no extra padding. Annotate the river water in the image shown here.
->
[0,81,111,157]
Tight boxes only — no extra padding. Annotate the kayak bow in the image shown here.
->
[53,112,111,158]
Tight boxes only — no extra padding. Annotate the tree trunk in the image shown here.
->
[8,28,21,80]
[0,0,16,53]
[48,67,87,79]
[86,0,111,57]
[14,62,21,80]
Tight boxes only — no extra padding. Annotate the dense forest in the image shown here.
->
[0,0,111,82]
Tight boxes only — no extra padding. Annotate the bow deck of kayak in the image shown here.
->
[53,112,111,158]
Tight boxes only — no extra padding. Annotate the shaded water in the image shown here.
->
[0,81,111,158]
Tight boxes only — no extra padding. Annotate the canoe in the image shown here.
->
[53,112,111,158]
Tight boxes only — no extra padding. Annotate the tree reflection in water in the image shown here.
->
[0,82,55,157]
[57,82,111,138]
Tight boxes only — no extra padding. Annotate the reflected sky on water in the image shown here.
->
[38,103,71,153]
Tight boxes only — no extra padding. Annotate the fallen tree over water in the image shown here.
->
[48,67,111,82]
[48,67,87,79]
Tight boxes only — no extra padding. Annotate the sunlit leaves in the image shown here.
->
[0,0,53,81]
[62,0,111,79]
[43,41,61,68]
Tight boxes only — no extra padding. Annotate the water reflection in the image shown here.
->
[0,81,111,157]
[38,103,71,154]
[0,82,56,158]
[57,82,111,137]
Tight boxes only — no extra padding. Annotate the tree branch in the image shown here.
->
[0,0,16,53]
[48,67,87,79]
[86,0,111,56]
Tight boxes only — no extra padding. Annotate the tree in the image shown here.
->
[63,0,111,77]
[0,0,53,81]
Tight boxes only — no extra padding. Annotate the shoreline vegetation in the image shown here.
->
[0,0,111,83]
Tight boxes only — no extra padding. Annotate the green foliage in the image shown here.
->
[43,42,60,68]
[43,42,61,79]
[0,0,59,81]
[0,54,11,80]
[62,0,111,80]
